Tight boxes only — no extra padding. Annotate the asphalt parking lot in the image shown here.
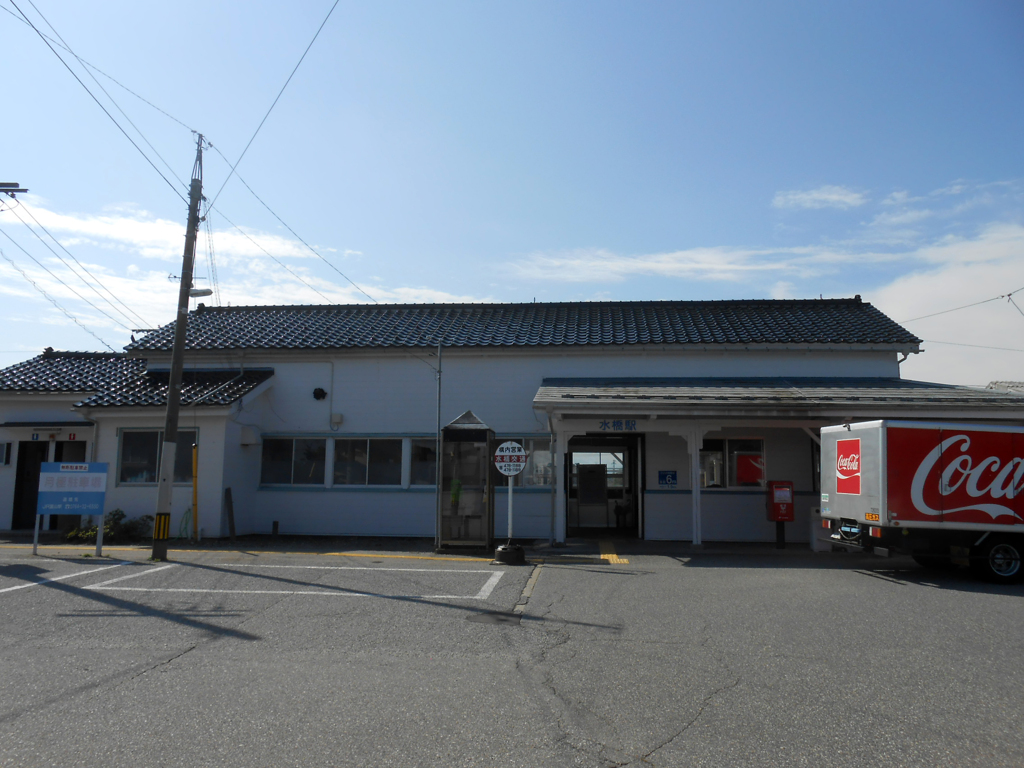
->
[1,540,1022,767]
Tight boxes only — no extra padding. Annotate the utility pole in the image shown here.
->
[152,135,203,561]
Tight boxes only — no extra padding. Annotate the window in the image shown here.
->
[570,451,624,489]
[489,438,553,487]
[699,440,725,488]
[333,439,367,485]
[700,438,765,489]
[410,439,437,485]
[261,438,326,485]
[330,438,402,486]
[119,430,197,485]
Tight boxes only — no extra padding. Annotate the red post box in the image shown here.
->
[766,480,795,522]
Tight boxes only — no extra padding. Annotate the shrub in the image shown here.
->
[66,509,154,543]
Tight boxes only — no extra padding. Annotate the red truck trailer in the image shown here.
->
[820,420,1024,583]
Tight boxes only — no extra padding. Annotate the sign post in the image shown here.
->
[493,441,527,565]
[36,462,108,556]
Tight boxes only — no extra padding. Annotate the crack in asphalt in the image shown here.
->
[629,676,743,767]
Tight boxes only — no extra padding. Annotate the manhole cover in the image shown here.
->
[467,612,521,625]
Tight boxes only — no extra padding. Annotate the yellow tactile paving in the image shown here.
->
[599,540,629,564]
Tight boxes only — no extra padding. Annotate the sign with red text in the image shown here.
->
[494,441,526,476]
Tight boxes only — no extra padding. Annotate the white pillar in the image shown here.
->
[677,425,708,547]
[554,428,567,543]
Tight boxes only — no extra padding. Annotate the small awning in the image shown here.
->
[533,377,1024,420]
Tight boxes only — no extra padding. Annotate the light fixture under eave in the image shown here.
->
[189,288,213,298]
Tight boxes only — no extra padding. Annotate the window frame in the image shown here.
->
[117,427,199,487]
[260,437,327,486]
[698,437,766,491]
[492,436,554,489]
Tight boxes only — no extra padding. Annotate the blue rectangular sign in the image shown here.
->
[658,470,678,488]
[37,462,108,515]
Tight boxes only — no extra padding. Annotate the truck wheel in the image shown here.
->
[971,537,1024,584]
[912,554,956,570]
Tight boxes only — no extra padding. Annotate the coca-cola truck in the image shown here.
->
[820,421,1024,583]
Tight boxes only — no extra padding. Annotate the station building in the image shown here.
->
[3,297,1024,544]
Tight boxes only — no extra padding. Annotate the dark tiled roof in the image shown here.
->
[125,298,921,352]
[0,350,144,393]
[0,350,272,408]
[534,377,1024,414]
[77,368,274,408]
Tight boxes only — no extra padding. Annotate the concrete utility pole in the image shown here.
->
[152,135,203,561]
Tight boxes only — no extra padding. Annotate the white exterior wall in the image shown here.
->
[231,347,898,436]
[204,346,885,540]
[88,410,228,539]
[0,394,93,530]
[3,345,895,539]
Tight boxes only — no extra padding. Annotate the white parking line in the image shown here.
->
[86,566,506,601]
[0,562,128,594]
[86,564,177,589]
[210,564,493,573]
[474,571,504,600]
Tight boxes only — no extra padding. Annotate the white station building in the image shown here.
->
[3,297,1024,544]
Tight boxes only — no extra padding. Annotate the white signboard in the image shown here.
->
[494,441,526,476]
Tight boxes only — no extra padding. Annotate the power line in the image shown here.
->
[900,285,1024,323]
[4,199,151,328]
[207,142,376,302]
[8,0,188,204]
[201,204,222,305]
[0,222,133,332]
[923,339,1024,353]
[208,0,341,209]
[0,247,115,351]
[210,207,332,302]
[23,0,190,192]
[0,3,199,135]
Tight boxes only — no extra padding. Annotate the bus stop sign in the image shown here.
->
[494,441,526,476]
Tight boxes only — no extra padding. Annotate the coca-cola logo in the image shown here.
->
[836,438,861,494]
[910,434,1024,521]
[837,454,860,472]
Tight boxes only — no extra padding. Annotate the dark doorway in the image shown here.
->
[11,441,49,530]
[566,433,643,538]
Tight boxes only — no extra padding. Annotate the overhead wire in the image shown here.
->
[0,3,199,135]
[208,0,341,210]
[7,0,366,308]
[0,221,133,333]
[922,339,1024,353]
[22,0,190,192]
[900,285,1024,323]
[207,142,376,302]
[4,199,151,328]
[201,202,222,305]
[8,0,188,204]
[0,247,115,351]
[210,207,333,302]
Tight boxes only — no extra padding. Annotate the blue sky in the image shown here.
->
[2,1,1023,384]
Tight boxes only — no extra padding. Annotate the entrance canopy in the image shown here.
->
[534,377,1024,422]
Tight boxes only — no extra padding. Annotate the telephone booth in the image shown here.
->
[439,411,495,548]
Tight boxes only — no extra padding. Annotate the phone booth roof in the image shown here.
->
[442,410,493,443]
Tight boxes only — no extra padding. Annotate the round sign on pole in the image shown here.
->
[494,441,526,476]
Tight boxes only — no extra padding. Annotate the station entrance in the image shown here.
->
[566,433,643,538]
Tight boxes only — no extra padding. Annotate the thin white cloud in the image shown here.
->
[870,222,1024,386]
[772,185,868,210]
